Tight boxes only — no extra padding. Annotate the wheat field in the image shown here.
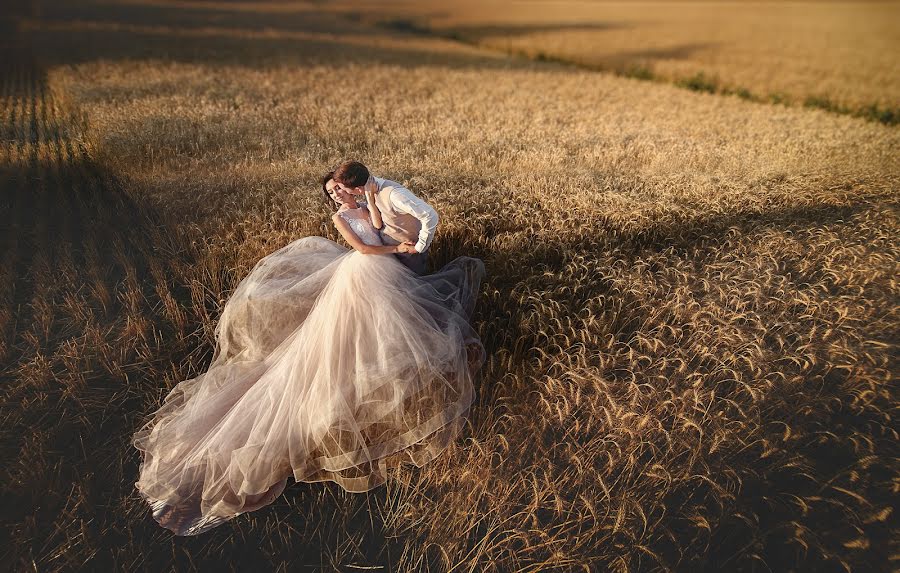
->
[1,0,898,571]
[346,0,900,123]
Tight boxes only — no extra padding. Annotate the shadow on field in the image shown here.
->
[36,0,357,35]
[0,37,403,571]
[38,0,630,41]
[25,0,561,73]
[0,40,186,569]
[439,194,877,418]
[442,193,894,571]
[6,1,895,570]
[385,19,632,40]
[600,42,717,67]
[455,198,872,288]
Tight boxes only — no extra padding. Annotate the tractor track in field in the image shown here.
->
[0,24,210,570]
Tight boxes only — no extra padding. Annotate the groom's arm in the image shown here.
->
[389,186,439,253]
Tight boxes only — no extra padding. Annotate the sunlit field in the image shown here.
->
[1,0,898,571]
[347,0,900,123]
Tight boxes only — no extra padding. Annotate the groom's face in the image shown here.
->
[335,178,367,196]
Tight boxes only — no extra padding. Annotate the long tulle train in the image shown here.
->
[132,237,485,535]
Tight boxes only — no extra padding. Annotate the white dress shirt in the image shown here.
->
[374,177,439,253]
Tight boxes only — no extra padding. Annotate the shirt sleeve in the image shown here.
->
[389,186,439,253]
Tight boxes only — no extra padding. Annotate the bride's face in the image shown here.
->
[325,179,353,205]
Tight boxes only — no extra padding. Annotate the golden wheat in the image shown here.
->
[341,0,900,117]
[1,0,897,571]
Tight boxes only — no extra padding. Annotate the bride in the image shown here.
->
[132,172,486,536]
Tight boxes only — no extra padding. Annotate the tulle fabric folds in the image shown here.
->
[132,237,485,535]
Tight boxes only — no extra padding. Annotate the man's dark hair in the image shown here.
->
[333,160,369,188]
[321,171,337,209]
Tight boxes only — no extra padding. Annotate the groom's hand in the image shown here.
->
[398,242,417,254]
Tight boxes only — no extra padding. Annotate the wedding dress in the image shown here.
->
[132,206,485,536]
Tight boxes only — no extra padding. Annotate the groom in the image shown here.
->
[332,160,438,275]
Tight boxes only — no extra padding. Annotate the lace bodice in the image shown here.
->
[338,207,382,247]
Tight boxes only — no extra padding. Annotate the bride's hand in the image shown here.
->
[395,242,417,254]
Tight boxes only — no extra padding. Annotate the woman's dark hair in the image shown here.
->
[333,160,369,188]
[321,171,337,210]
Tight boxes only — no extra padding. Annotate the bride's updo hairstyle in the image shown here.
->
[321,171,338,210]
[333,160,369,189]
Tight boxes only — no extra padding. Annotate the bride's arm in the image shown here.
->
[364,179,384,230]
[332,214,413,255]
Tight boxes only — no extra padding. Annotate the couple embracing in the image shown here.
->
[132,161,486,536]
[324,160,436,275]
